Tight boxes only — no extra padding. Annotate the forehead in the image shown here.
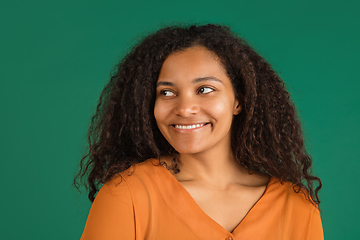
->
[158,46,228,83]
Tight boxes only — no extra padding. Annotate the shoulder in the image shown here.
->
[83,159,163,234]
[81,161,163,240]
[98,158,163,199]
[262,178,323,239]
[115,158,163,183]
[267,178,319,213]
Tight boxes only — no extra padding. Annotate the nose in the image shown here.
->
[173,96,199,117]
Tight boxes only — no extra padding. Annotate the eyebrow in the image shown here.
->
[192,76,223,84]
[157,76,223,87]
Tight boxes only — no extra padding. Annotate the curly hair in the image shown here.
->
[74,23,322,205]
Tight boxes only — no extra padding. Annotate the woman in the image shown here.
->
[76,24,323,239]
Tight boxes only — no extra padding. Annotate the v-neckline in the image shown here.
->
[154,159,275,235]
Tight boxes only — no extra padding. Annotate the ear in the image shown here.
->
[233,97,242,115]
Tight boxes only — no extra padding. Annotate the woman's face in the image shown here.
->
[154,46,241,155]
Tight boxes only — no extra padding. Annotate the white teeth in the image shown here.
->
[175,124,204,129]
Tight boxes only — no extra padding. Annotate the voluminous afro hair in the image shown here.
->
[75,24,322,205]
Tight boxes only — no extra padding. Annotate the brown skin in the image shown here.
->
[155,46,269,232]
[155,46,241,155]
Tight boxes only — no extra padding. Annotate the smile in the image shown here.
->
[172,123,210,130]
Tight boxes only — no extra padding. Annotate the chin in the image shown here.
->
[173,145,206,155]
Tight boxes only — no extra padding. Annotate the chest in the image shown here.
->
[182,184,267,232]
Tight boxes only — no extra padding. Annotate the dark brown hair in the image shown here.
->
[74,24,322,205]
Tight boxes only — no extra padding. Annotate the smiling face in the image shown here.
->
[154,46,241,155]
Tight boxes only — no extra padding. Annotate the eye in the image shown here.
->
[160,89,176,97]
[198,87,215,94]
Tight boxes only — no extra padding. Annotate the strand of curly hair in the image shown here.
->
[74,24,322,205]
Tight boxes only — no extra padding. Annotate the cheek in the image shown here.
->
[153,101,162,123]
[154,100,169,125]
[205,96,235,119]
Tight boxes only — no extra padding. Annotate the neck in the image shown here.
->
[174,147,247,189]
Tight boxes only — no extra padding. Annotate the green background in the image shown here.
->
[1,0,359,239]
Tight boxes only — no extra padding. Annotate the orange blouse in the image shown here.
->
[81,159,323,240]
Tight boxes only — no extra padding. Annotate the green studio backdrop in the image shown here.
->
[1,0,359,239]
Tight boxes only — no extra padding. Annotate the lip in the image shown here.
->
[170,122,211,132]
